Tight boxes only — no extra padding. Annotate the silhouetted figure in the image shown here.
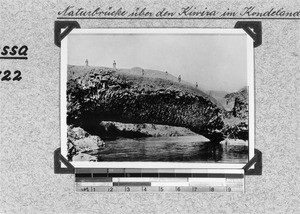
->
[85,59,89,66]
[178,75,181,83]
[113,60,116,69]
[196,82,198,88]
[165,71,168,79]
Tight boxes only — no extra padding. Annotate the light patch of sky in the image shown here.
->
[67,33,248,93]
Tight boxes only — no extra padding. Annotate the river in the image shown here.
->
[88,135,248,163]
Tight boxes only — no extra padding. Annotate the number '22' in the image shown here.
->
[0,70,22,81]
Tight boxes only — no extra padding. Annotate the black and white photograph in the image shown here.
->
[60,29,254,167]
[3,0,300,210]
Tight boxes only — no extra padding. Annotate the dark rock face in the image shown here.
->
[67,66,247,143]
[222,87,249,141]
[224,87,248,119]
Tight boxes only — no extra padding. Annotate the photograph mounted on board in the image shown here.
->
[60,28,254,168]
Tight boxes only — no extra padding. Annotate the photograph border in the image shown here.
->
[60,28,254,169]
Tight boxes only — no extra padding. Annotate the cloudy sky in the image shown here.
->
[67,33,248,93]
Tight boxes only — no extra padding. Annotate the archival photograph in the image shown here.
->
[61,29,254,165]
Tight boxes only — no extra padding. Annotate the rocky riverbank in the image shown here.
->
[99,121,205,138]
[220,138,248,146]
[67,126,105,161]
[67,122,209,161]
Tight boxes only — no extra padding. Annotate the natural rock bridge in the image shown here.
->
[67,68,226,142]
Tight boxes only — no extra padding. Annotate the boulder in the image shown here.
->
[73,153,97,161]
[68,126,87,140]
[73,135,104,152]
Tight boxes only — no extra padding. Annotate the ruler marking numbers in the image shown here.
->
[75,169,244,193]
[76,184,242,193]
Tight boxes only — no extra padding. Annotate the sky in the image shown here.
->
[67,33,248,93]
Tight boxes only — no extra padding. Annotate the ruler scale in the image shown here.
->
[75,168,244,193]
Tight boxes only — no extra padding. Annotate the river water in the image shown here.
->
[88,135,248,163]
